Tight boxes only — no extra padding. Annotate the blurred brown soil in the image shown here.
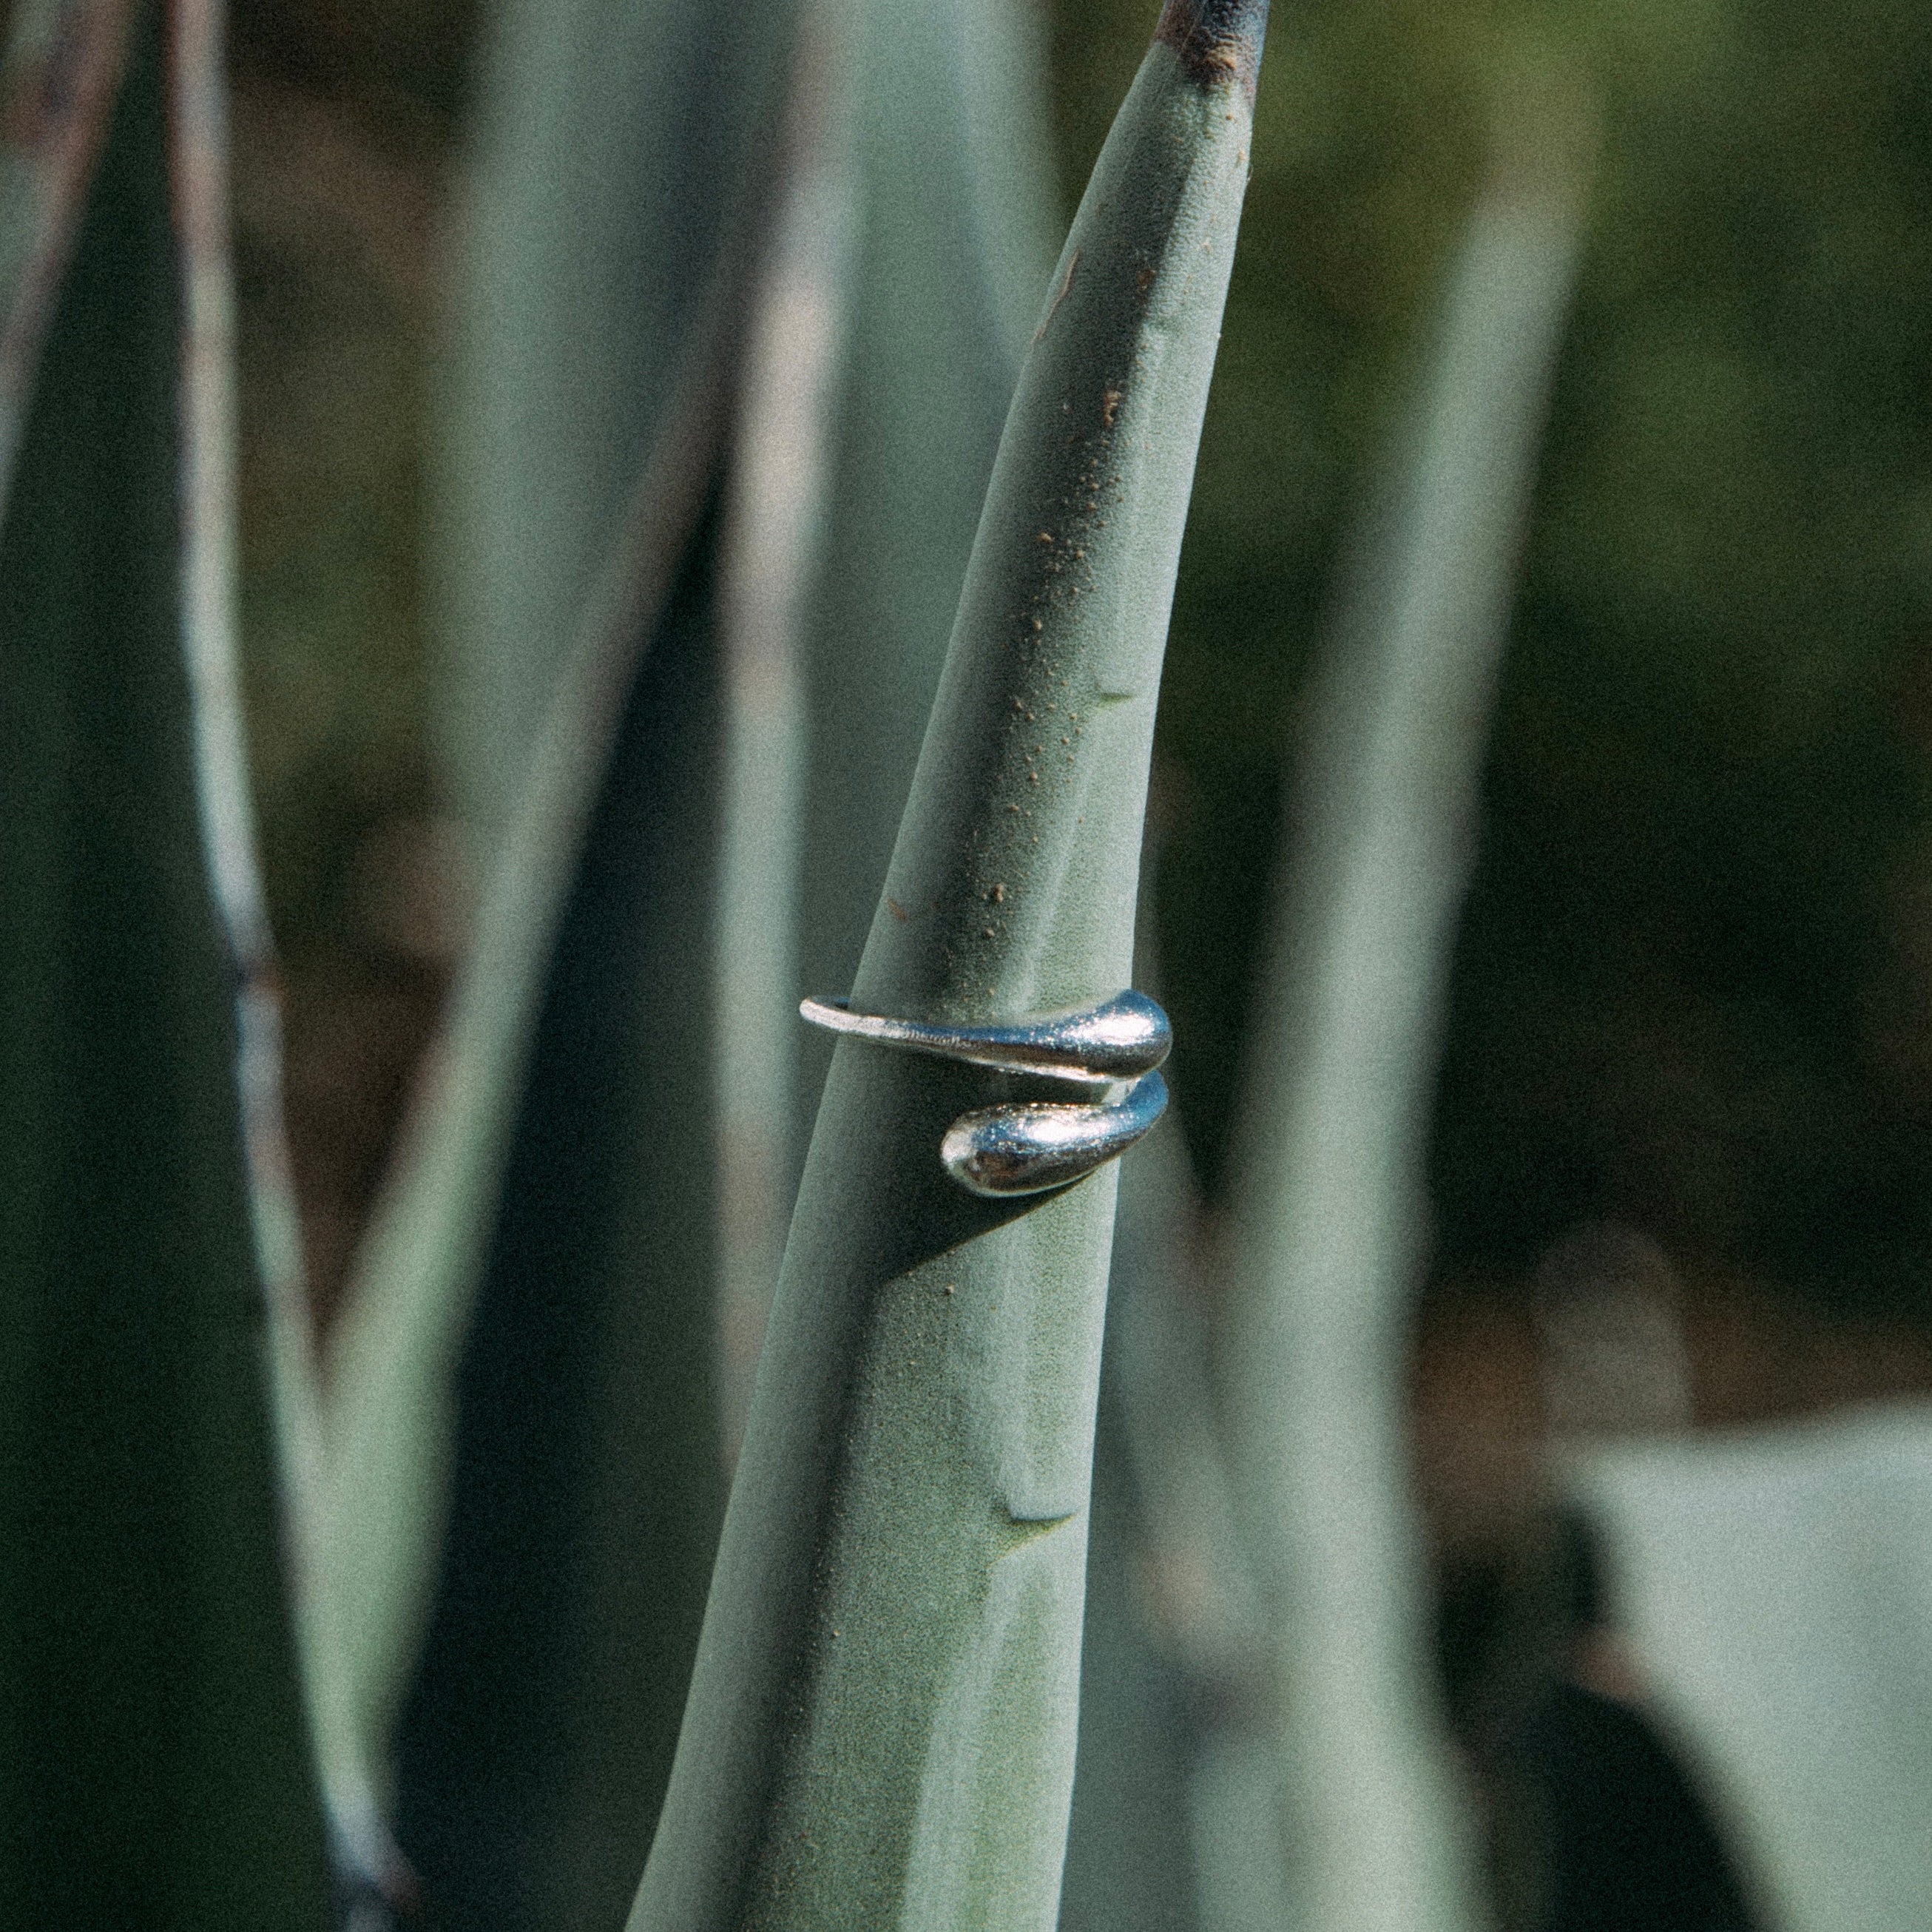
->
[230,13,470,1339]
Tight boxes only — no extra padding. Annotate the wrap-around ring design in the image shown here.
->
[800,988,1171,1198]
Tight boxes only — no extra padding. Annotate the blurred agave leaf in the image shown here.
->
[1066,992,1320,1932]
[1218,79,1588,1932]
[718,0,1060,1454]
[319,0,800,1920]
[710,10,851,1465]
[1571,1407,1932,1932]
[435,0,799,862]
[1059,1121,1215,1932]
[387,489,734,1931]
[0,2,331,1922]
[1061,843,1271,1932]
[175,0,382,1897]
[319,317,740,1709]
[321,282,750,1928]
[632,7,1269,1922]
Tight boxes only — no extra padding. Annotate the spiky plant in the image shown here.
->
[0,2,330,1921]
[631,6,1271,1925]
[1219,84,1589,1932]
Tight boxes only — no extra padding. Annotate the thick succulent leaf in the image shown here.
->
[630,7,1269,1925]
[0,6,330,1923]
[1074,1118,1286,1932]
[435,0,800,860]
[1217,115,1587,1932]
[1060,872,1263,1932]
[390,501,734,1931]
[711,23,851,1462]
[175,0,378,1894]
[793,0,1057,1109]
[1058,1132,1210,1932]
[319,0,800,1913]
[1571,1409,1932,1932]
[318,327,737,1858]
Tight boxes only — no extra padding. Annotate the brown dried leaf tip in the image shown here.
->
[1155,0,1271,98]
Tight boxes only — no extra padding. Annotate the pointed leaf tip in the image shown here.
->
[1154,0,1270,97]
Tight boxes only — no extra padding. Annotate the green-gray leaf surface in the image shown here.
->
[315,320,740,1840]
[1058,1132,1209,1932]
[0,6,330,1922]
[435,0,800,862]
[390,499,735,1932]
[1570,1408,1932,1932]
[320,1,800,1917]
[631,7,1269,1925]
[1219,109,1587,1932]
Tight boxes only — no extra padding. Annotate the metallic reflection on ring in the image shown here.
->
[940,1068,1169,1198]
[800,989,1171,1196]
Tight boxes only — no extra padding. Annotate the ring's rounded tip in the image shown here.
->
[1086,989,1172,1078]
[941,1070,1169,1198]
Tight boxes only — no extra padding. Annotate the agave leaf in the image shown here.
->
[1571,1409,1932,1932]
[1217,93,1589,1932]
[1074,1112,1289,1932]
[1058,1131,1211,1932]
[631,7,1269,1925]
[435,0,800,862]
[387,496,736,1931]
[0,4,329,1922]
[319,2,800,1916]
[1059,848,1266,1932]
[317,318,740,1892]
[173,0,384,1895]
[792,0,1058,1119]
[711,8,853,1464]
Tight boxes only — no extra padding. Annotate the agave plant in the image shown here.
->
[630,4,1271,1924]
[0,1,331,1921]
[0,6,1650,1932]
[1218,77,1589,1932]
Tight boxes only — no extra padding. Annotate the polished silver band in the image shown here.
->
[800,988,1171,1197]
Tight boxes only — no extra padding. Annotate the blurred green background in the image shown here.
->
[232,0,1932,1416]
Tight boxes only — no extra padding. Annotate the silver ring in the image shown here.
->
[800,989,1171,1197]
